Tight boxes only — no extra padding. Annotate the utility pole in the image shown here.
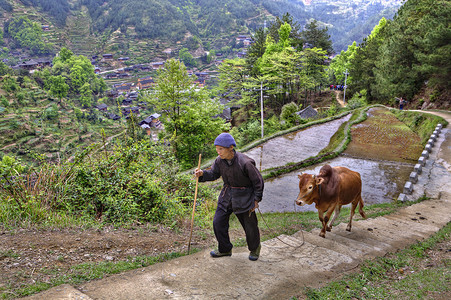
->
[260,81,264,138]
[260,20,267,139]
[343,69,349,104]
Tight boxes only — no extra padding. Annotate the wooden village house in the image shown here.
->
[137,76,155,90]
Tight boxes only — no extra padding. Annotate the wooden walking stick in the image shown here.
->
[188,153,201,254]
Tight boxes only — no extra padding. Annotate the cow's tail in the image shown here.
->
[358,196,367,219]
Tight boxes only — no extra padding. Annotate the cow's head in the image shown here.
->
[295,173,324,206]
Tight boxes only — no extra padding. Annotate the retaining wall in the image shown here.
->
[398,123,443,202]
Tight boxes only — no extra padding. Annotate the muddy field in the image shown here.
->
[0,226,218,296]
[345,108,423,163]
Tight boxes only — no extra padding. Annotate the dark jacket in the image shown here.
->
[199,151,264,214]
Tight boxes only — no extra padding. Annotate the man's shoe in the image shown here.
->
[249,244,261,261]
[210,249,232,258]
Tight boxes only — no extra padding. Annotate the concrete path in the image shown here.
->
[23,111,451,300]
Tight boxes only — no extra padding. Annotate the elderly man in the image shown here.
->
[194,133,264,261]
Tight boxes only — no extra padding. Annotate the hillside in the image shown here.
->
[0,79,127,164]
[0,0,402,63]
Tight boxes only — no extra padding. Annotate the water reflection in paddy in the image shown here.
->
[244,114,351,170]
[259,156,414,213]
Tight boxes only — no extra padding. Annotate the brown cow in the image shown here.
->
[295,164,366,238]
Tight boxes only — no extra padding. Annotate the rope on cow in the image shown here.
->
[257,207,305,249]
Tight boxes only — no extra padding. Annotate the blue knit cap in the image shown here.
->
[214,133,236,148]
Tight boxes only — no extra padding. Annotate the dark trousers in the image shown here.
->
[213,206,260,253]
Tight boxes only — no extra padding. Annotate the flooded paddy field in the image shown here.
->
[248,107,423,213]
[259,156,414,213]
[245,114,351,170]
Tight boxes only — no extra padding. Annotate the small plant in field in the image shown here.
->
[0,249,20,259]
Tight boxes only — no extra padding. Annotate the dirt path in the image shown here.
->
[335,90,345,107]
[1,143,16,150]
[22,111,451,299]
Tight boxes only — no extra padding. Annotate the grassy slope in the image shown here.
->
[0,80,126,164]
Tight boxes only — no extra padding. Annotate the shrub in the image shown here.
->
[326,103,338,117]
[230,119,261,147]
[0,139,218,227]
[8,119,19,129]
[347,90,368,110]
[44,104,59,120]
[0,95,8,107]
[64,141,202,225]
[280,102,300,124]
[430,89,440,102]
[2,75,18,92]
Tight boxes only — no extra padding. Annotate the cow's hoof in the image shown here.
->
[319,232,326,238]
[346,227,351,232]
[326,227,332,232]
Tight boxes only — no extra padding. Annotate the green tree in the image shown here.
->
[53,47,74,64]
[268,13,304,51]
[259,23,303,108]
[245,27,267,76]
[349,18,389,101]
[50,48,102,96]
[351,0,451,101]
[329,41,358,84]
[68,55,96,92]
[206,50,215,64]
[179,48,197,68]
[217,58,249,105]
[280,102,300,125]
[412,0,451,90]
[34,67,52,90]
[0,61,10,76]
[49,75,69,106]
[149,59,227,167]
[300,47,328,100]
[70,64,88,92]
[51,60,69,77]
[5,16,53,55]
[79,82,93,108]
[302,19,334,55]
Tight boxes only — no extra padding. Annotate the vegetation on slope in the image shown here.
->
[329,0,450,109]
[0,0,403,64]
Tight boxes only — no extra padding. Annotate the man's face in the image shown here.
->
[216,145,234,160]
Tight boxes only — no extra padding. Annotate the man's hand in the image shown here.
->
[250,200,259,213]
[194,168,203,178]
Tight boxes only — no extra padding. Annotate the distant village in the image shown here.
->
[4,33,255,136]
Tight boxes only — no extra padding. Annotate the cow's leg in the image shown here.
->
[327,205,341,232]
[347,200,358,231]
[358,195,366,219]
[322,207,336,236]
[318,210,327,238]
